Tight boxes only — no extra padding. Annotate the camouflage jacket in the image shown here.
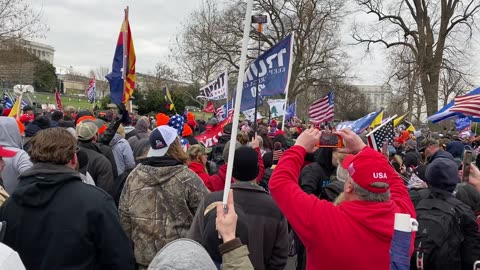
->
[118,159,209,269]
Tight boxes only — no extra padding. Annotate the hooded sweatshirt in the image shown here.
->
[128,117,150,150]
[0,117,32,194]
[0,163,136,270]
[269,146,416,270]
[118,156,209,269]
[109,133,135,176]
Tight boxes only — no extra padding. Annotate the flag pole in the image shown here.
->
[123,6,129,111]
[222,0,254,208]
[281,32,294,131]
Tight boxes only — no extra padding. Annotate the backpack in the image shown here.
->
[410,191,464,270]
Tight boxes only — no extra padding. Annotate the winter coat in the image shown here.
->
[188,161,216,191]
[0,163,136,270]
[208,147,265,192]
[77,142,115,197]
[127,117,150,150]
[0,117,32,194]
[269,146,416,270]
[110,134,135,176]
[299,162,330,196]
[119,156,209,270]
[188,182,288,270]
[410,188,480,269]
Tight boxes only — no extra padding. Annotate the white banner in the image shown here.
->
[267,99,286,118]
[242,108,263,122]
[197,71,228,100]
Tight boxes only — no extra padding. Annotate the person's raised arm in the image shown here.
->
[268,128,322,247]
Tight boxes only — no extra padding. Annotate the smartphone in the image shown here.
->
[462,150,474,182]
[317,133,343,148]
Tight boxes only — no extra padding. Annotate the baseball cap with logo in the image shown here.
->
[147,126,178,157]
[341,148,391,193]
[76,121,98,141]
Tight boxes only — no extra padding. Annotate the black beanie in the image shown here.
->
[425,157,459,193]
[232,147,259,181]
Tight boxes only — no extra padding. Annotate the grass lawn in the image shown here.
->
[24,92,96,110]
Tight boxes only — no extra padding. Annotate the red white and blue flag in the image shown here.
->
[450,94,480,118]
[86,76,96,104]
[216,100,234,122]
[106,8,136,105]
[309,92,334,123]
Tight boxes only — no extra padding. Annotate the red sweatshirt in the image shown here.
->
[269,146,416,270]
[208,147,265,192]
[188,161,216,191]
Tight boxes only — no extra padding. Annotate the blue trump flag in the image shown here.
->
[240,34,294,111]
[285,102,296,122]
[455,117,471,131]
[336,110,383,134]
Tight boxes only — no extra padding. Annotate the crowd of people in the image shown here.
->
[0,103,479,270]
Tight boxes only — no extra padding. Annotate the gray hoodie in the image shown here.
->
[147,238,216,270]
[0,117,32,194]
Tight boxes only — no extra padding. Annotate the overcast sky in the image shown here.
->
[31,0,480,86]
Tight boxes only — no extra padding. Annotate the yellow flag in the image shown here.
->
[407,124,415,133]
[370,111,383,128]
[8,94,22,119]
[393,113,408,127]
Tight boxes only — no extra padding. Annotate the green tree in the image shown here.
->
[271,105,278,118]
[33,59,57,92]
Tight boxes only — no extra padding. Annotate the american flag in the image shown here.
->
[216,100,234,121]
[309,92,334,123]
[367,117,395,151]
[450,94,480,117]
[86,76,96,104]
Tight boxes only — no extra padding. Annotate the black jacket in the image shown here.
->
[410,188,480,270]
[188,182,289,270]
[78,143,115,196]
[299,162,328,196]
[0,163,135,270]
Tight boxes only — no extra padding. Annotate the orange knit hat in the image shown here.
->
[156,113,170,127]
[182,123,193,137]
[187,112,195,122]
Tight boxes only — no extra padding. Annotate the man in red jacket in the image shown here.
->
[269,128,415,270]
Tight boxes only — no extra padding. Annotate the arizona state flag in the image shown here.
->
[106,7,136,105]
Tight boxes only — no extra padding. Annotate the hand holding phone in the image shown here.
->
[462,150,474,182]
[316,133,343,148]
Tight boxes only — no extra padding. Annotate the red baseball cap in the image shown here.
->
[0,146,16,158]
[341,148,391,193]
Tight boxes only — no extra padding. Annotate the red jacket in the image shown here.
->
[209,147,265,192]
[188,161,215,191]
[269,146,416,270]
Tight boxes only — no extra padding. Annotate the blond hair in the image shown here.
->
[167,138,189,164]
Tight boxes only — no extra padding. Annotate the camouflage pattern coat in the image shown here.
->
[118,160,209,269]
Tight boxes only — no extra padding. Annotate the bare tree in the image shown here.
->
[171,0,226,85]
[0,0,47,43]
[352,0,480,116]
[89,66,110,98]
[174,0,348,101]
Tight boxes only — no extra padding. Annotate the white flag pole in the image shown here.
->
[281,32,294,131]
[222,0,254,208]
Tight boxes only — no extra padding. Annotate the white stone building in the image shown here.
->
[354,84,393,110]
